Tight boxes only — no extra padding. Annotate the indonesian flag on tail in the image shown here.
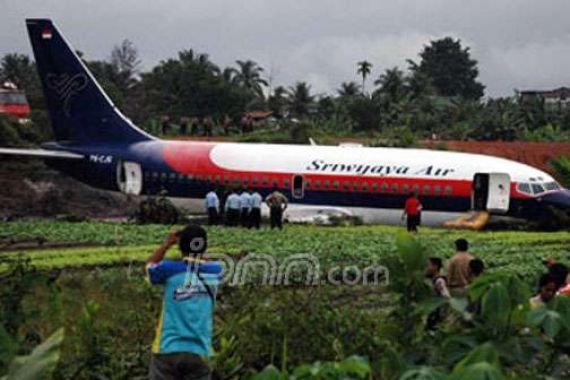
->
[41,27,52,40]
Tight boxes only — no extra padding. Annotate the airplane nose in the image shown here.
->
[541,189,570,211]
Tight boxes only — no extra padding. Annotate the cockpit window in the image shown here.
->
[517,183,532,195]
[531,183,545,195]
[544,182,561,191]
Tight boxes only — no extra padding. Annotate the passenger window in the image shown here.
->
[283,179,290,188]
[402,184,409,194]
[343,181,350,190]
[333,181,339,189]
[391,183,398,193]
[381,182,388,192]
[372,182,378,191]
[352,181,359,191]
[233,177,240,186]
[362,182,368,191]
[324,180,330,189]
[434,185,441,195]
[305,180,311,189]
[423,185,430,195]
[272,179,279,187]
[444,186,453,195]
[214,175,221,184]
[223,175,230,185]
[252,177,258,186]
[314,180,321,189]
[262,177,269,186]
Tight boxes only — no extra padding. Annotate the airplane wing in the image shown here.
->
[0,148,84,160]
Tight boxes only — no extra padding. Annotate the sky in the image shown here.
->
[2,0,570,98]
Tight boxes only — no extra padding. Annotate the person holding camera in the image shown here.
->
[146,224,222,380]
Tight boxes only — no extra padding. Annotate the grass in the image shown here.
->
[1,221,569,281]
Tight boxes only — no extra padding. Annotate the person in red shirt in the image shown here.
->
[402,190,422,232]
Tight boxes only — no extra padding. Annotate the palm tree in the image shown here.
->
[287,82,315,117]
[232,60,268,99]
[337,81,360,97]
[178,49,220,75]
[356,60,373,94]
[268,85,288,116]
[374,67,406,102]
[221,67,238,85]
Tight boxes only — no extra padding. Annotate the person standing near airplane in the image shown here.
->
[249,189,263,229]
[224,189,241,226]
[266,189,288,230]
[204,188,219,225]
[239,188,252,227]
[146,225,222,380]
[402,190,422,232]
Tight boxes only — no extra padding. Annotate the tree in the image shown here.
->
[356,60,373,94]
[411,37,485,100]
[141,49,247,119]
[287,82,315,118]
[337,81,360,97]
[110,39,141,92]
[232,60,268,99]
[374,67,407,102]
[0,53,43,109]
[267,85,288,117]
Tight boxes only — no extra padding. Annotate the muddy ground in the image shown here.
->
[0,158,136,220]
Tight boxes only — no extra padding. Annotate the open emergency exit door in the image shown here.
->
[117,161,143,195]
[472,173,510,213]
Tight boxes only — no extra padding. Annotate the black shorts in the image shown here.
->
[407,214,420,232]
[149,352,210,380]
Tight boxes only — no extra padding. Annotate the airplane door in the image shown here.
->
[117,161,143,195]
[487,173,510,213]
[472,173,489,211]
[472,173,510,213]
[292,174,304,199]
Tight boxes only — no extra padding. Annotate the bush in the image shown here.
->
[134,192,180,224]
[550,155,570,188]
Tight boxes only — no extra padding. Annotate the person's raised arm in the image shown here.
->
[146,230,179,265]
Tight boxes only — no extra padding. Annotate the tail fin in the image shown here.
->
[26,19,153,143]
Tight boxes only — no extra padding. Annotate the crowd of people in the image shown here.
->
[159,114,257,137]
[425,238,570,330]
[204,187,288,230]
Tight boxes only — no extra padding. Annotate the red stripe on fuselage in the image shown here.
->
[161,141,532,199]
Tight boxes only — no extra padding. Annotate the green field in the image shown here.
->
[1,221,569,279]
[1,221,570,379]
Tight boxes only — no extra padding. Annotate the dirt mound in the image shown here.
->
[0,159,136,220]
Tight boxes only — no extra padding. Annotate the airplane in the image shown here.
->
[1,19,569,227]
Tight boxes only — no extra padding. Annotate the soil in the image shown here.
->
[0,158,136,220]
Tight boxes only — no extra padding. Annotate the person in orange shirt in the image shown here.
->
[402,190,422,232]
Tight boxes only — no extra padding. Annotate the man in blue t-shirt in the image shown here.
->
[146,224,222,380]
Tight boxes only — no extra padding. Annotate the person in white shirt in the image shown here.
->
[224,189,241,226]
[239,189,252,227]
[204,188,220,225]
[248,190,263,229]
